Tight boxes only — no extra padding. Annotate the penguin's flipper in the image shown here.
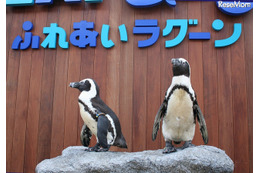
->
[152,101,167,141]
[80,124,92,147]
[194,104,208,144]
[97,114,110,150]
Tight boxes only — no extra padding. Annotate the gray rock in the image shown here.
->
[36,145,234,173]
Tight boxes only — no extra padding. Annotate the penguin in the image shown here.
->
[152,58,208,154]
[69,78,128,152]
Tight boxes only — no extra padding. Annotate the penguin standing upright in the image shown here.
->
[152,58,208,154]
[70,78,127,152]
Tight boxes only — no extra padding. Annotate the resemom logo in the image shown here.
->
[216,0,253,15]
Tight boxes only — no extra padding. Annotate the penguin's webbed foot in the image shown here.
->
[95,147,109,152]
[163,140,176,154]
[85,143,101,152]
[85,147,98,152]
[182,140,195,150]
[85,144,110,152]
[163,146,176,154]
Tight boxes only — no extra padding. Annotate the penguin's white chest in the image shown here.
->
[162,88,195,142]
[78,103,97,136]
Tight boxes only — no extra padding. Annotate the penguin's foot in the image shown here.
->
[182,141,195,149]
[95,147,109,152]
[85,143,101,152]
[163,146,177,154]
[163,140,176,154]
[85,147,99,152]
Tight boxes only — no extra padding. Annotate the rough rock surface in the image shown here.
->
[36,145,234,173]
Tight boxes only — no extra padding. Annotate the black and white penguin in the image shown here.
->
[69,78,127,152]
[152,58,208,154]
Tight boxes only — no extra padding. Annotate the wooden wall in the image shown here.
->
[6,1,253,172]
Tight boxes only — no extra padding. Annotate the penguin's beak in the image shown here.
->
[69,82,79,88]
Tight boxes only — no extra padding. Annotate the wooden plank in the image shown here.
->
[10,48,32,172]
[173,1,188,60]
[159,4,175,149]
[187,1,204,146]
[217,47,234,159]
[243,10,253,173]
[6,7,13,72]
[118,1,134,152]
[37,4,59,164]
[231,16,249,171]
[132,8,148,152]
[201,1,219,148]
[50,3,71,158]
[23,6,47,173]
[106,0,122,152]
[93,0,109,100]
[234,162,250,173]
[6,7,24,172]
[9,6,35,172]
[216,12,234,160]
[146,6,161,150]
[63,3,84,148]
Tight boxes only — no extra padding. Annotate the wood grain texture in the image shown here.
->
[36,3,59,164]
[231,15,249,172]
[216,10,234,161]
[243,11,253,173]
[201,1,219,148]
[6,7,13,72]
[6,7,24,172]
[146,6,161,150]
[10,7,34,171]
[132,8,148,152]
[63,3,84,149]
[119,1,134,152]
[23,5,47,173]
[50,3,71,158]
[6,2,253,172]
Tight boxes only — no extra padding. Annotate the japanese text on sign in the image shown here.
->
[12,19,242,50]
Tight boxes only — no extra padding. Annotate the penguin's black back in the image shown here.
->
[91,96,122,138]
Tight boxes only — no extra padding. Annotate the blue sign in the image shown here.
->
[125,0,176,7]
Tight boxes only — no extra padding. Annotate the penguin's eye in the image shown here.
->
[84,80,91,91]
